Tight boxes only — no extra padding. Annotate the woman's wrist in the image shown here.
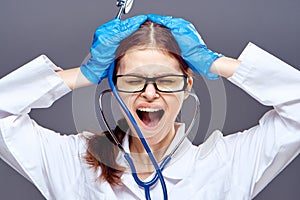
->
[57,67,93,90]
[210,57,241,78]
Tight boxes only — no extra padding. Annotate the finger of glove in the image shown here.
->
[171,22,207,52]
[147,14,193,32]
[147,14,173,26]
[113,15,147,44]
[147,14,206,49]
[92,15,146,49]
[101,15,147,39]
[91,15,147,62]
[91,19,121,49]
[120,15,147,32]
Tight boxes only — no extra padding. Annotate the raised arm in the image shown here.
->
[222,42,300,197]
[0,55,77,198]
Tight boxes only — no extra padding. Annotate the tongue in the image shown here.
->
[141,111,161,127]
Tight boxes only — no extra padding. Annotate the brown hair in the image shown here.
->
[84,20,191,186]
[114,20,191,76]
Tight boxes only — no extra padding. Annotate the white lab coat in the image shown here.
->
[0,43,300,200]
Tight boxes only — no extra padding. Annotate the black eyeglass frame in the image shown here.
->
[115,74,188,93]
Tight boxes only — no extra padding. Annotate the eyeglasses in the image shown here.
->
[115,74,188,93]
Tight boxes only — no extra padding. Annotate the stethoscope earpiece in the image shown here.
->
[116,0,135,19]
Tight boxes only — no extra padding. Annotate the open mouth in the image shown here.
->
[136,107,165,127]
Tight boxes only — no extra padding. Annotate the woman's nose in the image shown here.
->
[141,83,159,100]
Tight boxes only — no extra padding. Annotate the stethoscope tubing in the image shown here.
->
[107,62,168,200]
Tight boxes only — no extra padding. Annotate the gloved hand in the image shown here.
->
[80,15,147,84]
[147,14,223,80]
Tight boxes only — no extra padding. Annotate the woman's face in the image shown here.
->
[116,49,193,146]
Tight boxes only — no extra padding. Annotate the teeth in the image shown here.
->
[137,107,162,112]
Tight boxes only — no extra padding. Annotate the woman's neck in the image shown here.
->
[130,125,176,154]
[128,125,178,177]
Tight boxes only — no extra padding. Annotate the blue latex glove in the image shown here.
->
[147,14,223,80]
[80,15,147,84]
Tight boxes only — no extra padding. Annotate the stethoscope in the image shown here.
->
[115,0,135,19]
[94,1,200,199]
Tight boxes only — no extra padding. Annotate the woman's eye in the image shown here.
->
[158,79,175,84]
[126,80,143,85]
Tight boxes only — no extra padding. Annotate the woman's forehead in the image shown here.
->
[117,49,182,75]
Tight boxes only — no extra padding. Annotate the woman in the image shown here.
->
[0,14,300,199]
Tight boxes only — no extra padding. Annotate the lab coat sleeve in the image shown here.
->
[222,43,300,198]
[0,55,84,199]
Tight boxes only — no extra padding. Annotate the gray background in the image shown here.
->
[0,0,300,199]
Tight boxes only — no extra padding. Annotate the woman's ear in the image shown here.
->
[184,76,193,99]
